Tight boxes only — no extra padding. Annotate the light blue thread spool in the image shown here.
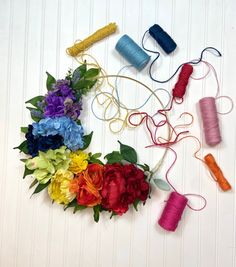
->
[115,34,150,70]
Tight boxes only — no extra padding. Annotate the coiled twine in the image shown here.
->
[172,64,193,100]
[158,192,188,232]
[149,24,177,54]
[115,34,150,70]
[67,23,117,56]
[199,97,221,146]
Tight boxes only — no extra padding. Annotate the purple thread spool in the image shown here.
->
[199,97,221,146]
[158,192,188,232]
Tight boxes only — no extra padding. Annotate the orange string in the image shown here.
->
[204,153,231,191]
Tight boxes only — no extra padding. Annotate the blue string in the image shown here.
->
[91,69,171,122]
[113,65,170,109]
[142,29,222,83]
[115,34,150,70]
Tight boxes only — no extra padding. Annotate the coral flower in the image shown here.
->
[70,164,104,207]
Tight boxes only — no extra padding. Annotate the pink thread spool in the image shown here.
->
[158,192,188,232]
[199,97,221,146]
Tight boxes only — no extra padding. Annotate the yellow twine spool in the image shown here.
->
[67,23,117,57]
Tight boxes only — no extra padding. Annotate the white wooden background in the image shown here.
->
[0,0,236,266]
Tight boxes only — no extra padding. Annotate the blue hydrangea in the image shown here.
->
[32,116,84,151]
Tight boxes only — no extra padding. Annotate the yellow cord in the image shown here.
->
[66,23,117,56]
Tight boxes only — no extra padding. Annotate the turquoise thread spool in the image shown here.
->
[115,34,150,70]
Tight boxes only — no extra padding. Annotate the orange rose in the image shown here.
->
[70,164,104,207]
[87,163,104,189]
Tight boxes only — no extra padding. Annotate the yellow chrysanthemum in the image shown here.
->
[48,169,76,205]
[68,150,89,174]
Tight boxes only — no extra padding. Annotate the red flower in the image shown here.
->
[124,164,149,202]
[101,163,149,215]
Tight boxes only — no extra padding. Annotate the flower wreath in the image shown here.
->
[15,63,152,222]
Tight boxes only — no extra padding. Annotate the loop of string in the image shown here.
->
[195,60,234,114]
[68,51,173,175]
[215,96,234,115]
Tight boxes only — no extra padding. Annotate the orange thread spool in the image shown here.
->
[204,153,231,191]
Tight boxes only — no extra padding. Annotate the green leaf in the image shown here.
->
[26,107,42,122]
[84,68,100,79]
[75,63,87,79]
[71,63,87,88]
[31,117,41,122]
[110,211,117,219]
[74,91,82,101]
[29,179,38,189]
[64,199,86,213]
[23,166,34,179]
[89,152,104,165]
[92,153,102,158]
[32,181,50,195]
[73,79,97,91]
[64,199,76,210]
[93,205,102,222]
[80,131,93,150]
[118,141,137,164]
[104,151,123,164]
[46,71,56,91]
[73,204,86,214]
[153,179,171,191]
[25,95,44,108]
[89,157,104,165]
[72,65,86,86]
[65,69,73,80]
[14,140,28,154]
[21,127,28,134]
[133,199,140,211]
[137,163,150,172]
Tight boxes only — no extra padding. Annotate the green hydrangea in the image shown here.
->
[26,146,71,184]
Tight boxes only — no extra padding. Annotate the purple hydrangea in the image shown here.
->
[44,93,65,117]
[64,98,82,120]
[52,79,75,99]
[44,79,82,120]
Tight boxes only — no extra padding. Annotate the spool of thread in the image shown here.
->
[67,23,117,56]
[172,64,193,100]
[158,191,188,232]
[149,24,177,54]
[199,97,221,146]
[204,153,231,191]
[115,34,150,70]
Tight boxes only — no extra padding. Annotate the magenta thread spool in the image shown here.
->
[199,97,221,146]
[158,192,188,232]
